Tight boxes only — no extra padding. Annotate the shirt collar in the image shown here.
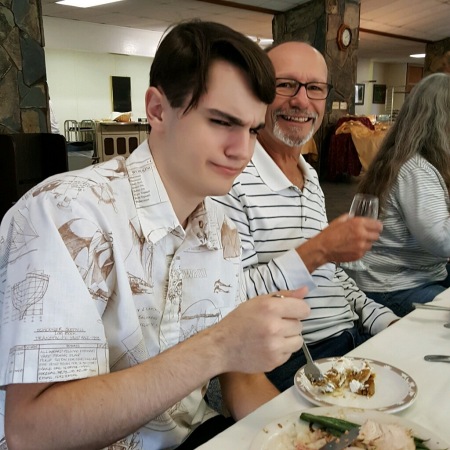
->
[252,140,316,192]
[126,141,217,249]
[188,198,220,251]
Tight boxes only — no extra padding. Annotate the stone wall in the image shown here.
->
[272,0,360,177]
[0,0,49,134]
[425,37,450,76]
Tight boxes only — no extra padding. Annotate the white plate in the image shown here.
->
[250,406,448,450]
[294,357,417,413]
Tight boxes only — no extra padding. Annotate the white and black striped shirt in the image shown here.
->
[354,154,450,292]
[213,142,396,344]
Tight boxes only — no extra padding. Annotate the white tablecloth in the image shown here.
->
[198,291,450,448]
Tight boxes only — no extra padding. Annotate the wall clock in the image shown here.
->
[337,24,352,50]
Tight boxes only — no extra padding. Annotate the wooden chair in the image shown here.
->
[0,133,68,220]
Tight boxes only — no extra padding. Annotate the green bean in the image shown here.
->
[299,413,358,433]
[299,413,433,450]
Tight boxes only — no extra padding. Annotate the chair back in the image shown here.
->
[0,133,68,220]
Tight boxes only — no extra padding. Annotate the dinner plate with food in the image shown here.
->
[294,356,417,413]
[250,406,447,450]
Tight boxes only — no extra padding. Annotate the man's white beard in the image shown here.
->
[273,121,315,147]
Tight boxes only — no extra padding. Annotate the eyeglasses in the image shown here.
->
[275,78,333,100]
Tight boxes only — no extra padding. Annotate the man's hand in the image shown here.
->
[297,214,382,272]
[319,214,382,262]
[212,287,310,374]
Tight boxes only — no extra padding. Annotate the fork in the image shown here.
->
[271,293,325,383]
[302,341,324,383]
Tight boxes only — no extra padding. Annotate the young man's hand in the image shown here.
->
[213,288,310,373]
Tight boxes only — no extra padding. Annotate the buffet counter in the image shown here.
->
[95,121,150,162]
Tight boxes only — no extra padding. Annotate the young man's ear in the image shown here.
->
[145,86,164,129]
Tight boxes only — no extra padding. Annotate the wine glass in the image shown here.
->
[341,193,379,271]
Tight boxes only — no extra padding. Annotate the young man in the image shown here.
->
[0,23,310,449]
[214,41,398,391]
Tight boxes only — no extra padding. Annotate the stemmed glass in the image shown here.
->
[341,193,379,271]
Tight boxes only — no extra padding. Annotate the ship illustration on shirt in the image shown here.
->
[59,218,114,303]
[12,271,49,319]
[0,210,39,270]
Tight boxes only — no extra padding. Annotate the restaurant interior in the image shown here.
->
[1,0,450,446]
[41,0,446,176]
[1,0,449,211]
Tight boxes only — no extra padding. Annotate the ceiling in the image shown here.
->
[40,0,450,64]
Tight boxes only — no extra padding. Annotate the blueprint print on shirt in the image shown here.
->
[220,218,240,260]
[180,299,223,341]
[127,154,164,209]
[126,216,154,294]
[59,218,114,304]
[0,210,39,272]
[12,270,49,320]
[30,158,127,211]
[110,326,149,371]
[0,210,110,385]
[0,143,246,448]
[0,211,46,322]
[158,210,242,349]
[7,342,109,383]
[106,432,142,450]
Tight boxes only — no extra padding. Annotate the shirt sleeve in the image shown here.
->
[334,267,398,335]
[394,162,450,257]
[0,196,110,386]
[213,185,316,298]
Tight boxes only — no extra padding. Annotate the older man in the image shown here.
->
[214,41,398,391]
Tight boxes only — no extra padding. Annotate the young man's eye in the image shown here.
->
[249,128,260,136]
[211,118,231,127]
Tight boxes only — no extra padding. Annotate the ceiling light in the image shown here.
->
[247,36,273,48]
[56,0,124,8]
[410,53,425,58]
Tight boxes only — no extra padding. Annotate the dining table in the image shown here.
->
[198,289,450,448]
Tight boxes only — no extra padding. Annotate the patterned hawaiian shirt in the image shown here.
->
[0,140,245,449]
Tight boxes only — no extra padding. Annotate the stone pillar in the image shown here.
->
[0,0,49,134]
[425,37,450,75]
[272,0,360,177]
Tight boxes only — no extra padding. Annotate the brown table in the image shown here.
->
[327,117,387,180]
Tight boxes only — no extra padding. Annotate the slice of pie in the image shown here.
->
[311,357,376,397]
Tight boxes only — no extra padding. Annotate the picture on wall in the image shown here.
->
[372,84,387,104]
[111,76,132,112]
[355,84,365,105]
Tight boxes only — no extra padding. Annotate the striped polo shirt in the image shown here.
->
[213,142,396,344]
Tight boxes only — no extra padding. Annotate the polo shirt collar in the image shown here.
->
[252,140,315,192]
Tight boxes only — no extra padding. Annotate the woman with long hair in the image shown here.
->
[349,72,450,316]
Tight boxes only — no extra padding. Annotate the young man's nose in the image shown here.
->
[225,131,255,160]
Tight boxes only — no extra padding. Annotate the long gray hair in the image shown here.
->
[358,73,450,213]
